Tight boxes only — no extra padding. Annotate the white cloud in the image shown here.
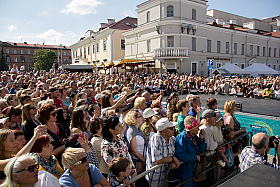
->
[37,29,77,46]
[37,10,49,17]
[8,25,17,31]
[60,0,102,15]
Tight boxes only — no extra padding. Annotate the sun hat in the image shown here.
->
[215,111,223,123]
[143,108,158,118]
[202,109,216,119]
[156,118,177,132]
[95,94,103,101]
[184,116,202,131]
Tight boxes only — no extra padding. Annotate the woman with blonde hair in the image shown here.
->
[224,100,246,136]
[134,97,146,116]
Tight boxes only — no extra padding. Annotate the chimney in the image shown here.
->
[100,23,108,29]
[107,19,115,25]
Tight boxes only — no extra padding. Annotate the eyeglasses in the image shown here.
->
[14,164,39,174]
[10,99,19,102]
[136,115,142,118]
[73,156,87,166]
[30,106,36,110]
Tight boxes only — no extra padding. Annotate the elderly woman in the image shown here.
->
[38,104,66,162]
[134,97,146,116]
[175,116,207,187]
[1,154,60,187]
[101,115,136,178]
[22,103,41,142]
[30,135,64,179]
[59,148,110,187]
[125,109,147,174]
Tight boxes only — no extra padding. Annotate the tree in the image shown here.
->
[0,44,9,71]
[34,48,56,71]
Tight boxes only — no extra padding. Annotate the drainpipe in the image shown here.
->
[230,28,236,64]
[266,35,272,65]
[245,31,248,66]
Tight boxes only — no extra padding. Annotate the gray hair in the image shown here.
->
[252,134,269,151]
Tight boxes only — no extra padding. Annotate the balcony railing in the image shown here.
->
[153,47,189,59]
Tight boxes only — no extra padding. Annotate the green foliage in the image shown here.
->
[34,48,56,71]
[0,47,8,71]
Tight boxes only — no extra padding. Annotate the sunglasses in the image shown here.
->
[136,115,142,118]
[15,164,39,174]
[73,156,87,165]
[30,106,36,110]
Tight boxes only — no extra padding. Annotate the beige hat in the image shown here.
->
[143,108,158,118]
[156,118,177,132]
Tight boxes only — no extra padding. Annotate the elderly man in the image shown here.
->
[146,118,180,187]
[240,133,280,172]
[187,96,202,122]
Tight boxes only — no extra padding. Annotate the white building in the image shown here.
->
[123,0,280,75]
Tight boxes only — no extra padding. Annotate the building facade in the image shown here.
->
[0,41,71,71]
[123,0,280,75]
[70,17,137,72]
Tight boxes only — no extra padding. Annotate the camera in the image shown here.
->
[268,136,279,148]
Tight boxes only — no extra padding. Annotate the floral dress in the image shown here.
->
[101,135,136,174]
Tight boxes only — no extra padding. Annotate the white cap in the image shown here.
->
[95,94,103,101]
[156,118,177,132]
[143,108,158,118]
[0,117,8,124]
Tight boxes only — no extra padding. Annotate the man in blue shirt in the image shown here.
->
[187,96,201,122]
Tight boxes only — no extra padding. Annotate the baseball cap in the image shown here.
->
[202,109,216,119]
[215,111,223,122]
[95,94,103,101]
[143,108,158,118]
[156,118,177,132]
[49,87,58,93]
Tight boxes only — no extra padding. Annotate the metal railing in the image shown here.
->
[153,47,188,58]
[117,132,252,187]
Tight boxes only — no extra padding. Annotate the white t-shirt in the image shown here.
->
[131,135,146,160]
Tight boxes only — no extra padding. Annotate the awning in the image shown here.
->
[98,62,105,67]
[106,61,115,67]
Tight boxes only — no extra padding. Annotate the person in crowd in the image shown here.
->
[0,99,8,111]
[59,147,110,187]
[7,107,22,130]
[176,100,189,134]
[212,112,224,146]
[141,108,158,142]
[55,108,70,137]
[38,104,66,162]
[101,115,136,178]
[240,133,280,172]
[175,116,207,187]
[167,98,179,122]
[125,109,147,186]
[274,84,280,99]
[146,118,180,187]
[71,107,91,138]
[206,97,217,111]
[59,87,70,110]
[68,93,77,114]
[30,135,64,179]
[11,130,26,154]
[108,157,132,187]
[5,94,19,107]
[89,117,103,165]
[0,88,9,99]
[49,87,63,108]
[19,95,31,107]
[262,84,274,99]
[0,126,47,182]
[188,96,202,122]
[134,97,146,116]
[22,103,41,142]
[88,104,101,118]
[253,84,263,98]
[95,94,103,109]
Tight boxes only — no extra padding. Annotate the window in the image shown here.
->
[274,48,276,57]
[167,36,174,47]
[64,59,67,63]
[84,48,86,59]
[75,51,77,58]
[64,52,66,56]
[241,44,244,55]
[147,11,150,22]
[217,63,221,68]
[250,45,253,55]
[273,64,276,70]
[125,22,130,26]
[7,56,10,62]
[14,50,17,54]
[34,50,36,54]
[167,5,173,17]
[58,51,61,56]
[192,37,196,51]
[96,43,99,53]
[27,58,31,63]
[92,45,95,53]
[207,40,211,52]
[121,39,125,50]
[241,64,245,69]
[21,56,25,62]
[217,41,221,53]
[226,42,229,54]
[88,47,90,55]
[21,50,24,54]
[6,49,9,54]
[28,50,30,54]
[147,40,151,52]
[103,39,107,51]
[234,43,237,54]
[192,9,196,20]
[69,52,71,56]
[263,47,266,56]
[257,46,260,56]
[14,57,17,62]
[269,47,271,57]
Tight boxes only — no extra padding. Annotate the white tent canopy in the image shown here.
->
[212,63,250,75]
[243,63,279,77]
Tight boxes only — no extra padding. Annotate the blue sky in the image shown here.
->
[0,0,279,46]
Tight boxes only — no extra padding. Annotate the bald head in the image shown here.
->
[252,133,269,151]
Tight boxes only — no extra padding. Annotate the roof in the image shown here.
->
[99,16,137,31]
[2,42,70,49]
[243,63,279,75]
[212,63,250,75]
[264,31,280,38]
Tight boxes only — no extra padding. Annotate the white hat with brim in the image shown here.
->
[0,117,8,124]
[95,94,103,101]
[143,108,158,118]
[156,118,177,132]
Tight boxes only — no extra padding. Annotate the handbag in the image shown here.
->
[193,160,207,183]
[224,148,234,168]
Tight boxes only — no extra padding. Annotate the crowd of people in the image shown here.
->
[0,66,279,187]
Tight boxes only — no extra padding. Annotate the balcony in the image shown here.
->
[153,47,189,59]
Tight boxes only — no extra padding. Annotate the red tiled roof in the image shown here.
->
[99,16,137,31]
[4,42,70,49]
[264,31,280,38]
